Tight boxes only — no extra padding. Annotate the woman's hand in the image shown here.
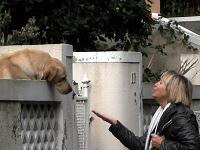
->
[92,110,117,125]
[151,134,165,149]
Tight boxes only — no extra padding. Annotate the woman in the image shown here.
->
[92,70,200,150]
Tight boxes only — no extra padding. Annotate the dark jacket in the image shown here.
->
[109,103,200,150]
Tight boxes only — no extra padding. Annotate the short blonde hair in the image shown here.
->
[161,70,193,107]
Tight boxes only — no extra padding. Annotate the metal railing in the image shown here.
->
[74,77,90,150]
[21,103,58,150]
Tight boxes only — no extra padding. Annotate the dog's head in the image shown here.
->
[39,58,72,94]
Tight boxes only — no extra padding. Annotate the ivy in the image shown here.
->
[8,17,40,45]
[0,0,11,45]
[151,16,198,56]
[143,68,163,83]
[0,0,199,82]
[161,0,200,17]
[0,0,153,53]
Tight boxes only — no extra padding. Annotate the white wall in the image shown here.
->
[73,51,143,150]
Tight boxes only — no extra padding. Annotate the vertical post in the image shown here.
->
[81,74,90,98]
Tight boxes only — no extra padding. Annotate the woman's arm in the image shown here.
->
[109,121,146,150]
[92,110,117,125]
[92,110,146,150]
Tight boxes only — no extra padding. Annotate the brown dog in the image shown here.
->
[0,49,72,94]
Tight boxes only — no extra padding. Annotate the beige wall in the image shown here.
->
[181,54,200,85]
[143,29,200,83]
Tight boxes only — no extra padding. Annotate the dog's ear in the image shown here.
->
[36,71,44,80]
[44,63,58,81]
[37,63,58,81]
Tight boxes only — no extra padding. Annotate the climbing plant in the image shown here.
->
[0,0,198,82]
[0,1,11,45]
[0,0,153,54]
[161,0,200,17]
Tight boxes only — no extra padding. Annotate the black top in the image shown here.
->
[109,103,200,150]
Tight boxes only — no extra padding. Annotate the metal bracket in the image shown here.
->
[131,72,136,84]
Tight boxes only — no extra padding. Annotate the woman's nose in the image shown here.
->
[154,81,159,86]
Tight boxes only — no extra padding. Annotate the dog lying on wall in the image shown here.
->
[0,49,72,94]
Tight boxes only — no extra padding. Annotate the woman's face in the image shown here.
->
[152,79,169,101]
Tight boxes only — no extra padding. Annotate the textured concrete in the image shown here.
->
[0,102,21,150]
[0,80,64,101]
[0,80,69,150]
[0,44,76,150]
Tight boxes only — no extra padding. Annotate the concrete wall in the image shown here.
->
[169,16,200,35]
[180,53,200,85]
[179,21,200,35]
[0,102,21,150]
[143,28,200,81]
[0,80,69,149]
[0,44,76,150]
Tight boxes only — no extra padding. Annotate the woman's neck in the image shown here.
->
[159,99,169,109]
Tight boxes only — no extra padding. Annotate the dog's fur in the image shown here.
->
[0,49,72,94]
